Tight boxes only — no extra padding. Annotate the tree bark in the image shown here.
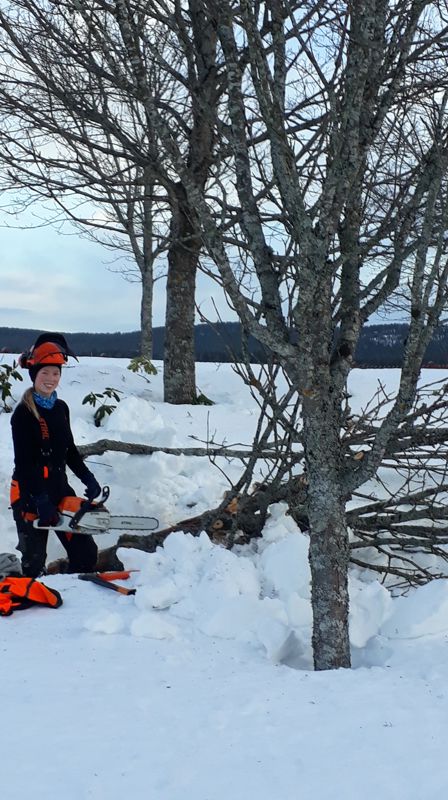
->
[299,386,351,669]
[307,490,350,670]
[140,264,153,360]
[163,184,199,403]
[163,0,218,403]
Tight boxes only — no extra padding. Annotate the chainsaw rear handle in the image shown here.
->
[69,485,110,530]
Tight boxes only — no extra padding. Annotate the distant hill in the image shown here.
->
[0,323,266,362]
[1,323,448,366]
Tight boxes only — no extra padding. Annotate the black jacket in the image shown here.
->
[11,399,91,509]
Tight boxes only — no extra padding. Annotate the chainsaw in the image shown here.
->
[33,486,159,535]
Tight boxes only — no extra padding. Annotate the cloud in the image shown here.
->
[0,306,30,315]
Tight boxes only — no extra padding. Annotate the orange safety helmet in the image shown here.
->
[19,332,78,372]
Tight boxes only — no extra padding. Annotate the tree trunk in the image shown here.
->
[301,399,351,670]
[163,184,198,404]
[140,265,153,359]
[308,496,350,670]
[162,2,217,403]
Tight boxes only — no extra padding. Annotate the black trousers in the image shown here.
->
[13,507,98,577]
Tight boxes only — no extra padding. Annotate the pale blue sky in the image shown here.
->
[0,208,228,333]
[1,207,402,336]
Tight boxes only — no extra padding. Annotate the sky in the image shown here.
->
[0,206,230,334]
[1,360,448,799]
[0,203,405,337]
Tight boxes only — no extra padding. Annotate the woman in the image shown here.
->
[10,332,101,577]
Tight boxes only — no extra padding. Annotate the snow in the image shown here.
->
[1,358,448,798]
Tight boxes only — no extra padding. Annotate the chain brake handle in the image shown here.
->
[69,485,110,530]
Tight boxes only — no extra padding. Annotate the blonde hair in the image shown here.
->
[21,387,40,420]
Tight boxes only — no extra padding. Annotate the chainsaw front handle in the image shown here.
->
[69,485,110,529]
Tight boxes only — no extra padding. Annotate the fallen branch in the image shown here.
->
[77,438,290,460]
[47,478,308,574]
[47,507,250,574]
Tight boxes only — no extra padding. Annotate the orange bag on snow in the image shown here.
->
[0,577,63,617]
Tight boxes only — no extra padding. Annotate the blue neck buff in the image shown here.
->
[33,391,58,410]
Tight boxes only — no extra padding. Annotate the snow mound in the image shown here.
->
[381,579,448,639]
[84,611,125,635]
[349,577,393,647]
[104,396,177,445]
[113,522,393,664]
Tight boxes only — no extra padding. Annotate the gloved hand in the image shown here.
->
[83,473,102,502]
[34,494,60,528]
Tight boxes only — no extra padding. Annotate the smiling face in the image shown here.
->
[33,366,61,397]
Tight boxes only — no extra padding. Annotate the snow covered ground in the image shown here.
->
[1,357,448,799]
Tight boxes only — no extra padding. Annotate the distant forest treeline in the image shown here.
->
[1,323,448,366]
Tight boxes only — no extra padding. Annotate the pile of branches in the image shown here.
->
[69,375,448,591]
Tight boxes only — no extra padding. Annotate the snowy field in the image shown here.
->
[1,357,448,799]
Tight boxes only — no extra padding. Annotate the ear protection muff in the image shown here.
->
[18,350,32,369]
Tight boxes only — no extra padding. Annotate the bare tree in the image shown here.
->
[0,0,220,401]
[121,0,448,668]
[4,0,448,670]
